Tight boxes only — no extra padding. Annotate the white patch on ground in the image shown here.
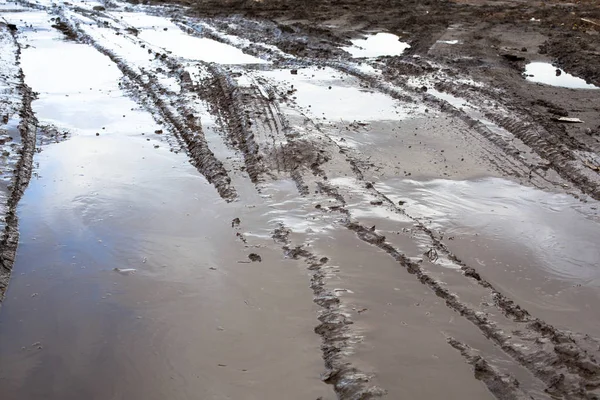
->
[342,32,410,58]
[0,25,25,231]
[109,12,267,64]
[437,40,460,45]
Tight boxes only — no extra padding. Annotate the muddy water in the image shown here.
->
[0,12,332,400]
[260,67,421,121]
[0,138,331,400]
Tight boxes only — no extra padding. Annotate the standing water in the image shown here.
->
[0,9,332,400]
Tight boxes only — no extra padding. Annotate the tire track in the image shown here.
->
[196,65,267,184]
[56,10,238,201]
[447,338,533,400]
[272,225,386,400]
[432,81,600,201]
[314,180,600,398]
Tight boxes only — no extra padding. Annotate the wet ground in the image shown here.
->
[0,0,600,399]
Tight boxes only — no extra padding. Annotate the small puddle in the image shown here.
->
[342,32,410,58]
[436,40,460,45]
[524,62,599,90]
[259,67,421,121]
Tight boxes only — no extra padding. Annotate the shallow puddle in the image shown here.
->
[342,32,410,58]
[379,177,600,337]
[259,67,421,121]
[379,177,600,283]
[524,62,599,89]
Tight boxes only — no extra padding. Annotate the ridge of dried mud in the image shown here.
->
[198,64,267,184]
[0,24,37,301]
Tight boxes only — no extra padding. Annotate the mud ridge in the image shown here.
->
[199,65,266,184]
[447,337,533,400]
[57,11,237,201]
[272,225,386,400]
[0,28,37,302]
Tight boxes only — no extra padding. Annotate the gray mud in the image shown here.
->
[1,1,600,399]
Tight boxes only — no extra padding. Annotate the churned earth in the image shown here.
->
[0,0,599,399]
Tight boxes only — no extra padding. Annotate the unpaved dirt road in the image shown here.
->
[0,0,600,399]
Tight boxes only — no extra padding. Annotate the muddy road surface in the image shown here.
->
[0,0,600,399]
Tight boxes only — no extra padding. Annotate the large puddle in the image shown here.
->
[0,10,331,400]
[524,62,599,89]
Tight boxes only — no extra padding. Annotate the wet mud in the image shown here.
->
[0,0,600,399]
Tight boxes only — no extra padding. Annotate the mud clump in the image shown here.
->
[51,19,78,40]
[248,253,262,262]
[448,338,531,400]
